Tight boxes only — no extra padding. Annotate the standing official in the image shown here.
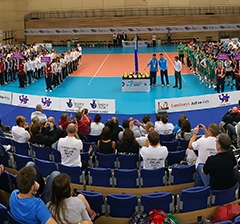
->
[173,56,182,90]
[158,53,169,87]
[145,53,158,87]
[18,59,25,88]
[44,61,53,92]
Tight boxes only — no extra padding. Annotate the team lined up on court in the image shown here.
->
[0,43,83,92]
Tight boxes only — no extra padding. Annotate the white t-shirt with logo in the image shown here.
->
[192,136,217,167]
[58,136,83,167]
[89,122,104,136]
[155,123,174,135]
[140,145,168,169]
[12,126,30,143]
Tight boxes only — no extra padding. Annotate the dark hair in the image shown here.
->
[153,53,156,56]
[156,113,163,121]
[161,114,169,124]
[48,174,71,224]
[17,166,36,194]
[94,114,101,123]
[148,130,160,146]
[217,133,232,151]
[122,120,130,129]
[60,113,68,121]
[100,126,112,140]
[142,115,150,124]
[16,116,24,126]
[75,112,82,121]
[82,108,88,115]
[30,123,41,135]
[177,114,187,127]
[208,123,219,137]
[120,128,137,147]
[175,56,179,60]
[180,120,191,138]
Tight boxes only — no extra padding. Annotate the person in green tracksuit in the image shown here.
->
[177,42,185,64]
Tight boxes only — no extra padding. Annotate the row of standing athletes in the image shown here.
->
[0,54,81,91]
[181,51,240,93]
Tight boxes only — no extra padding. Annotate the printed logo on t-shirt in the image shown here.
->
[146,158,164,169]
[207,148,217,156]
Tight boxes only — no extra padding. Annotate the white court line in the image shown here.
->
[88,52,111,85]
[163,50,187,83]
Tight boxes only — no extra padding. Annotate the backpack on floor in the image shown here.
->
[129,211,148,224]
[214,203,240,222]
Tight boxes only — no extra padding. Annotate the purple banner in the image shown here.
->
[0,53,2,59]
[13,52,23,59]
[134,34,139,74]
[41,56,51,63]
[218,54,229,60]
[235,54,240,61]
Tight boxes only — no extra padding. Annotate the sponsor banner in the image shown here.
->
[220,37,238,43]
[60,98,116,114]
[36,43,52,49]
[235,54,240,60]
[0,91,12,105]
[122,79,150,92]
[122,41,149,48]
[25,23,240,35]
[155,91,239,113]
[12,52,23,59]
[12,93,60,110]
[41,56,51,63]
[218,54,229,60]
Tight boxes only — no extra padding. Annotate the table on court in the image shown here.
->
[122,78,150,92]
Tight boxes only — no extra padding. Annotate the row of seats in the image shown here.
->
[0,202,24,224]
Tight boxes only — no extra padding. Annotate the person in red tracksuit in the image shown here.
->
[44,62,53,92]
[215,62,226,93]
[0,59,4,86]
[18,59,25,88]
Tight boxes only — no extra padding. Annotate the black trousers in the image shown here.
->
[160,70,169,85]
[174,71,182,88]
[19,75,25,88]
[150,71,157,85]
[235,77,240,91]
[179,54,184,64]
[216,78,225,93]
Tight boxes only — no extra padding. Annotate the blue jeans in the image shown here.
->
[26,161,60,203]
[194,163,209,187]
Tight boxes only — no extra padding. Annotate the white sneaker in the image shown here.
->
[50,90,52,92]
[4,145,11,151]
[45,89,48,92]
[208,85,211,89]
[162,84,164,87]
[167,84,169,87]
[200,81,204,85]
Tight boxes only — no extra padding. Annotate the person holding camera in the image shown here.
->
[188,123,219,187]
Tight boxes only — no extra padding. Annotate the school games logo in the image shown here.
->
[218,93,230,103]
[66,99,73,108]
[42,97,52,107]
[90,100,109,110]
[19,95,29,104]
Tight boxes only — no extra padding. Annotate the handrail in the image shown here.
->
[24,6,240,21]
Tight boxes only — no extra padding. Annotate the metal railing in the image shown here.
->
[24,6,240,21]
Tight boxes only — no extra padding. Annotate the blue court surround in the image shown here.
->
[0,46,236,128]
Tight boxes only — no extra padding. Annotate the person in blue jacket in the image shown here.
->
[145,53,158,87]
[158,53,169,87]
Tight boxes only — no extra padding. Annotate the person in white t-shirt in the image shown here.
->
[188,123,219,186]
[136,121,154,147]
[155,113,174,135]
[140,130,168,169]
[58,123,83,168]
[89,114,104,136]
[12,116,30,143]
[30,104,47,124]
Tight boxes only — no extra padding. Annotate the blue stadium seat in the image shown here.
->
[140,192,174,213]
[88,135,101,143]
[9,172,17,191]
[178,186,211,212]
[178,139,190,150]
[106,194,138,218]
[211,183,239,206]
[166,150,186,167]
[0,136,13,151]
[169,165,195,185]
[117,153,139,169]
[78,190,106,215]
[80,152,90,164]
[96,152,117,168]
[8,211,25,224]
[12,140,32,156]
[114,169,139,188]
[140,167,166,187]
[0,171,12,193]
[0,145,13,168]
[0,203,8,224]
[159,133,174,144]
[52,148,61,163]
[88,167,113,187]
[83,142,95,152]
[58,163,84,185]
[215,221,232,224]
[35,158,57,178]
[162,140,178,151]
[13,153,34,170]
[32,145,52,161]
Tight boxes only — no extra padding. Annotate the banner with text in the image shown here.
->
[12,93,60,111]
[25,24,240,35]
[59,98,116,114]
[155,91,239,113]
[0,91,12,105]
